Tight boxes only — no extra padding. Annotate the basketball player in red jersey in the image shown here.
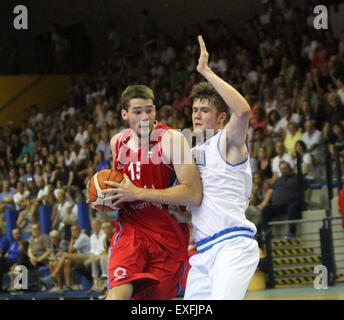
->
[104,85,202,300]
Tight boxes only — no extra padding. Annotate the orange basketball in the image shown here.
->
[87,169,124,213]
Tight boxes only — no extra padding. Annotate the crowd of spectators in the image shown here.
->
[1,0,344,291]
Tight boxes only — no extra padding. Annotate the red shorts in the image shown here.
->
[108,221,187,300]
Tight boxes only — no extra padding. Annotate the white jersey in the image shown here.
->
[190,130,256,253]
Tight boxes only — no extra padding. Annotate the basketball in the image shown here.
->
[87,169,124,213]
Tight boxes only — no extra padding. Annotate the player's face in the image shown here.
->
[192,98,222,132]
[122,98,156,136]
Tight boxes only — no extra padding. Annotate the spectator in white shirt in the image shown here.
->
[13,181,31,229]
[52,190,74,240]
[74,143,88,169]
[274,104,301,138]
[13,181,30,212]
[272,140,294,181]
[84,218,106,292]
[336,75,344,105]
[208,52,227,76]
[32,177,49,207]
[74,125,89,147]
[301,120,323,162]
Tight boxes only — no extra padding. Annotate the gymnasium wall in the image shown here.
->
[0,74,86,129]
[0,0,264,74]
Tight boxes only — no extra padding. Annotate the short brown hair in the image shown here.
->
[189,82,229,123]
[120,85,155,110]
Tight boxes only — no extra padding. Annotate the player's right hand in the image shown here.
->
[168,205,191,224]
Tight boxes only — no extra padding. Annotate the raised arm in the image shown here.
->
[197,35,251,164]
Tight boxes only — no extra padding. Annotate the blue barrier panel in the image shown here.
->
[39,205,52,235]
[5,210,17,242]
[77,201,91,235]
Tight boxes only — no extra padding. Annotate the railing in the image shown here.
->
[260,214,344,288]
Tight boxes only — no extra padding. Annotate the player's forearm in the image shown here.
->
[199,67,251,116]
[136,184,202,207]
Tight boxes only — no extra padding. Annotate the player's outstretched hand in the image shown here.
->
[102,174,140,206]
[197,35,209,74]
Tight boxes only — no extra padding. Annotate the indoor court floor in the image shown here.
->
[244,284,344,300]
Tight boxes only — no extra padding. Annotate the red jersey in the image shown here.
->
[113,121,189,261]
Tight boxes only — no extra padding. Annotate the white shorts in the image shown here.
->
[184,236,259,300]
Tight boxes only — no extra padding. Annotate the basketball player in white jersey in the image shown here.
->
[102,35,259,300]
[183,35,260,300]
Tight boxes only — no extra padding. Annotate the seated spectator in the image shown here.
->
[84,218,106,293]
[172,89,191,112]
[34,164,44,184]
[23,162,35,187]
[246,172,270,226]
[7,134,22,162]
[64,146,77,168]
[96,103,114,129]
[170,109,185,130]
[8,167,19,190]
[0,180,16,228]
[52,190,74,240]
[74,124,89,147]
[43,162,55,184]
[9,240,35,291]
[47,230,69,293]
[0,228,22,292]
[158,105,172,126]
[13,181,31,229]
[259,161,303,238]
[262,87,277,115]
[251,107,268,133]
[293,140,315,203]
[75,142,89,169]
[271,88,291,114]
[301,120,324,163]
[71,191,84,224]
[19,134,34,161]
[271,141,294,181]
[257,147,273,180]
[95,151,110,172]
[299,99,319,131]
[274,105,301,138]
[28,224,51,269]
[41,224,90,291]
[51,156,75,192]
[111,117,125,137]
[325,92,344,127]
[33,177,49,207]
[250,127,274,159]
[95,131,111,161]
[284,122,302,155]
[327,122,344,157]
[279,56,297,86]
[266,110,281,142]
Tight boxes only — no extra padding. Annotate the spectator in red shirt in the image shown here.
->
[172,89,191,112]
[311,47,329,75]
[251,106,268,134]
